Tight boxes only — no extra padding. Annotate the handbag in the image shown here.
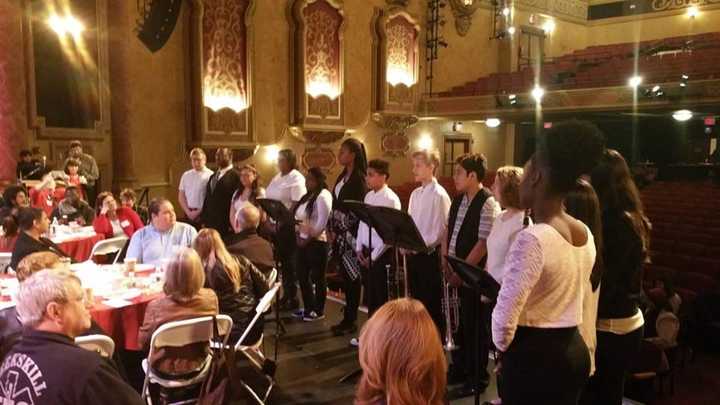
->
[197,316,238,404]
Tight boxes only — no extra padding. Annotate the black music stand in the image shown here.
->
[337,202,428,383]
[255,198,293,358]
[445,255,500,405]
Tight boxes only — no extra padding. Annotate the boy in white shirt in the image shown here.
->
[356,159,401,318]
[178,148,213,225]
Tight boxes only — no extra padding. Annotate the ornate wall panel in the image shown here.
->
[373,8,419,114]
[289,0,345,133]
[189,0,255,148]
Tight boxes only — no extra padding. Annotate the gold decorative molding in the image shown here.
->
[448,0,482,37]
[373,113,418,157]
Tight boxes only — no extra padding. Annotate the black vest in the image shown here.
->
[447,188,492,262]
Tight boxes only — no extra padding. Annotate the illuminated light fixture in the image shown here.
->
[417,133,434,150]
[531,85,545,102]
[687,6,700,18]
[306,79,340,100]
[452,122,464,132]
[485,118,501,128]
[507,26,516,36]
[502,7,511,17]
[203,94,248,113]
[463,0,474,5]
[542,20,556,34]
[628,75,643,88]
[652,85,661,92]
[544,122,553,129]
[47,14,85,38]
[508,94,518,105]
[264,144,280,163]
[387,65,415,87]
[680,74,689,87]
[672,109,693,122]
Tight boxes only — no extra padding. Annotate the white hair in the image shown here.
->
[16,269,82,327]
[238,203,260,231]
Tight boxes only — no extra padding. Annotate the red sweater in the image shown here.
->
[92,207,145,238]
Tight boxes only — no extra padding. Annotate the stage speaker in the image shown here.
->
[136,0,183,53]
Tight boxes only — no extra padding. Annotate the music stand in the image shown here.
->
[445,255,500,405]
[337,202,428,383]
[255,198,292,355]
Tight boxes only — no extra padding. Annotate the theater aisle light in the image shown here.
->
[417,133,434,150]
[687,6,700,18]
[264,145,280,163]
[48,14,85,38]
[531,86,545,103]
[485,118,501,128]
[672,109,693,122]
[628,75,643,88]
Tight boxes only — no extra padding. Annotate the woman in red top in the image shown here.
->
[30,173,58,216]
[92,191,144,238]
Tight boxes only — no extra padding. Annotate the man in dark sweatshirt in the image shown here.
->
[0,269,142,404]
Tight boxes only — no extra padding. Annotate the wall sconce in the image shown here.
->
[48,14,85,38]
[387,65,415,87]
[203,90,248,113]
[264,144,280,163]
[417,133,434,150]
[306,78,340,99]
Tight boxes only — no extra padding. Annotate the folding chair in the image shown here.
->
[141,315,233,405]
[75,334,116,358]
[235,283,281,405]
[88,236,128,264]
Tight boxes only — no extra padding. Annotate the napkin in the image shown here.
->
[102,298,134,308]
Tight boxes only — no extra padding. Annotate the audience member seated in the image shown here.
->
[0,251,63,360]
[51,186,95,225]
[138,248,218,376]
[65,139,99,203]
[64,158,87,200]
[0,185,29,223]
[31,171,58,216]
[9,207,70,271]
[355,298,447,405]
[0,215,19,252]
[226,204,275,274]
[92,191,144,239]
[126,198,197,266]
[120,187,148,224]
[16,149,43,180]
[0,269,143,404]
[194,228,271,345]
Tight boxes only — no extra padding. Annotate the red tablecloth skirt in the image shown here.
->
[57,233,105,262]
[90,292,163,351]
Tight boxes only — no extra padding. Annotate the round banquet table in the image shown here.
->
[52,232,105,262]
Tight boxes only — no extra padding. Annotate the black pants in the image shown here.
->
[451,288,491,385]
[407,251,444,334]
[584,325,644,405]
[362,249,392,319]
[501,326,590,405]
[276,229,298,302]
[296,240,329,315]
[341,261,362,324]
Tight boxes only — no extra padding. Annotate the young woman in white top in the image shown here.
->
[229,164,265,233]
[265,149,307,310]
[492,120,605,405]
[292,167,333,321]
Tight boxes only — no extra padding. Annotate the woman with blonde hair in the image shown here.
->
[194,228,270,345]
[356,298,447,405]
[139,248,218,376]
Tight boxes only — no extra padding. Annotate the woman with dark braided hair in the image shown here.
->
[329,138,368,337]
[492,120,605,404]
[292,167,333,322]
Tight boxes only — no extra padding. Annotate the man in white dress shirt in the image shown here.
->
[356,159,401,318]
[178,148,213,226]
[407,150,452,335]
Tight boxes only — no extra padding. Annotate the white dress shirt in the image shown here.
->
[295,189,333,242]
[178,167,213,209]
[266,169,307,210]
[408,178,452,249]
[492,223,596,352]
[356,185,402,261]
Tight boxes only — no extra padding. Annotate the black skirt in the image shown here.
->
[500,326,590,405]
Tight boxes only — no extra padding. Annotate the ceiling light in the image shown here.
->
[542,20,556,34]
[628,75,643,88]
[672,109,693,122]
[687,6,700,18]
[531,86,545,102]
[485,118,501,128]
